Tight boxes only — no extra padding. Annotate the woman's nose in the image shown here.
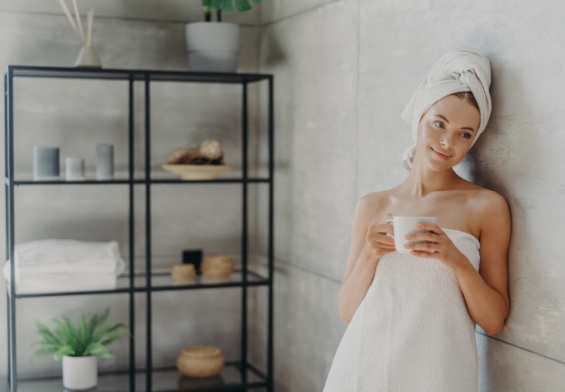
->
[440,133,454,148]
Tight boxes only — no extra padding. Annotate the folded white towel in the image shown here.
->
[2,239,126,294]
[3,263,118,294]
[11,239,126,275]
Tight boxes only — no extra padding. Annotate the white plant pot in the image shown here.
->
[62,355,97,391]
[185,22,240,72]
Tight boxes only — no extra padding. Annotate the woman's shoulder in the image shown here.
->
[460,181,508,210]
[354,190,395,221]
[458,182,510,229]
[460,183,511,246]
[358,189,394,208]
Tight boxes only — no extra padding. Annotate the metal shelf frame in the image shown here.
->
[4,65,274,392]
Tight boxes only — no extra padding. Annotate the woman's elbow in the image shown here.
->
[339,310,351,325]
[338,300,352,325]
[337,291,353,325]
[483,321,505,336]
[483,299,509,336]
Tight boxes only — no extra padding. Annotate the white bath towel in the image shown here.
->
[10,239,125,274]
[401,50,492,170]
[3,263,119,294]
[2,239,126,293]
[324,230,481,391]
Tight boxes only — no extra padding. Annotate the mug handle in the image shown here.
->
[383,218,394,238]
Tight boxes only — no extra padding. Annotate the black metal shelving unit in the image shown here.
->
[3,65,274,392]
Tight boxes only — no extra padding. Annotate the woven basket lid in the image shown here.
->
[181,345,222,357]
[172,264,195,271]
[203,256,233,266]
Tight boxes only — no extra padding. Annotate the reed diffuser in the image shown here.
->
[58,0,101,68]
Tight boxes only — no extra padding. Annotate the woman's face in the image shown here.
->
[415,94,481,170]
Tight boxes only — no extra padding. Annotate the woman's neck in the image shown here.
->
[400,164,462,197]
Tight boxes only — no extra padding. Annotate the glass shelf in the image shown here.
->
[145,270,269,292]
[150,364,267,392]
[10,270,269,299]
[0,362,267,392]
[8,171,270,186]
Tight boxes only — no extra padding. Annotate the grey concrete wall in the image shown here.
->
[0,0,263,378]
[259,0,565,391]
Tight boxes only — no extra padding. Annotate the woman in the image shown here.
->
[323,51,510,392]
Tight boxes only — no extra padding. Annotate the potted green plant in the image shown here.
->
[33,309,129,391]
[185,0,264,72]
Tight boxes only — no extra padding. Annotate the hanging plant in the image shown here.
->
[201,0,264,22]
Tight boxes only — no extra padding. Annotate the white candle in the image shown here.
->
[96,144,114,180]
[65,157,85,181]
[33,147,60,181]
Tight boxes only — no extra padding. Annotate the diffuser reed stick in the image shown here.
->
[58,0,83,44]
[71,0,86,44]
[59,0,100,67]
[59,0,95,47]
[86,9,94,47]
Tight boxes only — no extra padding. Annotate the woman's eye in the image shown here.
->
[433,121,445,128]
[460,132,472,140]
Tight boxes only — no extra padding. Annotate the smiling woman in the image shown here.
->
[416,94,480,169]
[323,51,511,392]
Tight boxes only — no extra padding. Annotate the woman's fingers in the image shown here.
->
[415,222,442,235]
[368,233,395,246]
[367,224,395,253]
[365,214,396,256]
[371,239,395,249]
[369,221,394,234]
[405,231,445,243]
[368,224,394,241]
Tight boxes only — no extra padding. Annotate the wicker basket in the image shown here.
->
[171,264,196,281]
[176,346,224,378]
[201,256,234,278]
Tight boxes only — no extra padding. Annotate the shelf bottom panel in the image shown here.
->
[0,362,267,392]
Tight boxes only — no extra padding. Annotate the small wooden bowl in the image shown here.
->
[171,264,196,281]
[176,346,224,378]
[201,256,234,278]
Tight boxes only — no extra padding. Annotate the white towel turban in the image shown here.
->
[401,50,492,170]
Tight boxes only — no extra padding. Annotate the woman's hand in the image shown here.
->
[403,222,468,270]
[365,214,396,260]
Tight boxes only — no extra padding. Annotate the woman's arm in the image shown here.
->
[454,192,511,335]
[338,196,395,325]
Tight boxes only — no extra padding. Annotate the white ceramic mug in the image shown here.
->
[385,216,438,254]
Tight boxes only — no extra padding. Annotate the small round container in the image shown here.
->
[171,264,196,281]
[201,256,234,278]
[176,346,224,378]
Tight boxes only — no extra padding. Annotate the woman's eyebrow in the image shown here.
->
[435,114,476,132]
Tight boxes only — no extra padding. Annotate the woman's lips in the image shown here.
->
[431,147,452,160]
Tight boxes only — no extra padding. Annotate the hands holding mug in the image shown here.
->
[365,214,396,259]
[367,214,466,269]
[401,221,467,269]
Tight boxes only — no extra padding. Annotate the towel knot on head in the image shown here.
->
[400,50,492,170]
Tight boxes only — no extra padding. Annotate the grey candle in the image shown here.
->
[65,157,85,181]
[33,147,60,180]
[96,144,114,180]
